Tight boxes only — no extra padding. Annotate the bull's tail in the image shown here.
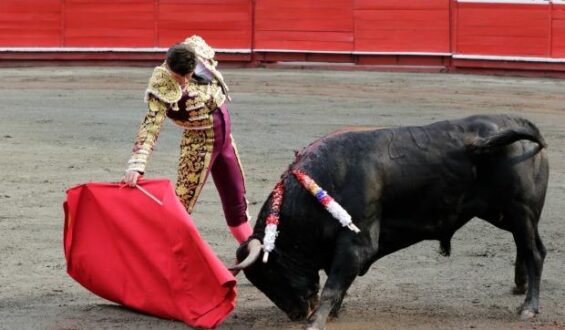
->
[466,119,547,154]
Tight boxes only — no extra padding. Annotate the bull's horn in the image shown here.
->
[228,239,262,271]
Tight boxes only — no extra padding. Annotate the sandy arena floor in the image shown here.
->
[0,67,564,330]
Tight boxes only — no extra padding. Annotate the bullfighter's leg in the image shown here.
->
[211,133,252,243]
[176,127,215,214]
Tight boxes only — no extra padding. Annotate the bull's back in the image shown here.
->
[295,115,544,216]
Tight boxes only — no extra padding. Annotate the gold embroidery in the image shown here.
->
[184,35,215,59]
[169,79,225,130]
[230,134,247,188]
[175,122,215,213]
[145,65,182,105]
[127,97,167,173]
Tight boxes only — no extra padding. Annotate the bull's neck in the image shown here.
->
[276,240,320,277]
[254,185,324,275]
[253,224,321,276]
[275,219,325,275]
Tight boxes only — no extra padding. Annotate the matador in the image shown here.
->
[124,35,252,243]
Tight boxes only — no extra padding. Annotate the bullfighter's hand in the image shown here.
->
[122,170,141,187]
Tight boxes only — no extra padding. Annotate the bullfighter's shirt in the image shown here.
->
[127,65,226,173]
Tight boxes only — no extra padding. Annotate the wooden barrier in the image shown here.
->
[0,0,63,47]
[0,0,253,50]
[353,0,450,54]
[1,0,565,75]
[454,1,551,57]
[254,0,354,52]
[552,2,565,57]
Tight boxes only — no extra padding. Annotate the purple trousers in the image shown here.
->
[176,104,249,229]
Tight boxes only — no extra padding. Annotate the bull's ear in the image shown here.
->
[229,239,262,271]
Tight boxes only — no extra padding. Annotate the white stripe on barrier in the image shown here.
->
[2,47,565,63]
[255,49,452,56]
[457,0,550,4]
[354,51,452,56]
[254,49,353,54]
[454,54,565,63]
[0,47,252,53]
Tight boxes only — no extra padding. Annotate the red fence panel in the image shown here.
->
[254,0,354,52]
[354,0,451,53]
[64,0,156,47]
[552,2,565,57]
[157,0,252,50]
[0,0,62,47]
[2,0,565,72]
[455,1,551,57]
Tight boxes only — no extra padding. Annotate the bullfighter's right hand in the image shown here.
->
[122,170,141,187]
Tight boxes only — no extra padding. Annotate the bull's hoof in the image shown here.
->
[519,309,537,320]
[520,310,536,319]
[306,326,321,330]
[329,306,344,320]
[306,319,325,330]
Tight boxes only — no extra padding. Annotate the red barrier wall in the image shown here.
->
[0,0,253,50]
[158,0,252,49]
[254,0,354,52]
[1,0,565,74]
[455,1,551,57]
[65,0,156,47]
[552,2,565,57]
[0,0,62,47]
[354,0,450,53]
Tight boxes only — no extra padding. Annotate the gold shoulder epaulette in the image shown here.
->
[144,65,182,105]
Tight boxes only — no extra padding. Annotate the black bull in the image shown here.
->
[232,114,549,330]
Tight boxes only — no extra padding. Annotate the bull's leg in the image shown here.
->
[307,223,379,330]
[512,245,528,295]
[307,245,361,330]
[329,291,347,318]
[481,209,544,305]
[511,220,545,319]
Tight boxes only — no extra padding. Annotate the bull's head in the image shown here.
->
[231,238,320,321]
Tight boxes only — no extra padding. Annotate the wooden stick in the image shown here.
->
[135,184,163,206]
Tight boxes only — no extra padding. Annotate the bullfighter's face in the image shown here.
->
[236,242,320,321]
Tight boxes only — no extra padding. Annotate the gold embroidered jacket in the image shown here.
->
[127,65,226,173]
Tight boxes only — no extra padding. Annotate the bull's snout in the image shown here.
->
[287,296,317,321]
[287,308,309,321]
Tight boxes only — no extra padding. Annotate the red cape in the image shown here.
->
[63,179,236,329]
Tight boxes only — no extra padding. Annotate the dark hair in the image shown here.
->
[166,43,196,76]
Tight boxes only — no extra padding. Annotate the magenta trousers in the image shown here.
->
[205,105,249,227]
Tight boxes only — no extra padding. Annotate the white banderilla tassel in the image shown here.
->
[262,223,278,263]
[326,200,361,233]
